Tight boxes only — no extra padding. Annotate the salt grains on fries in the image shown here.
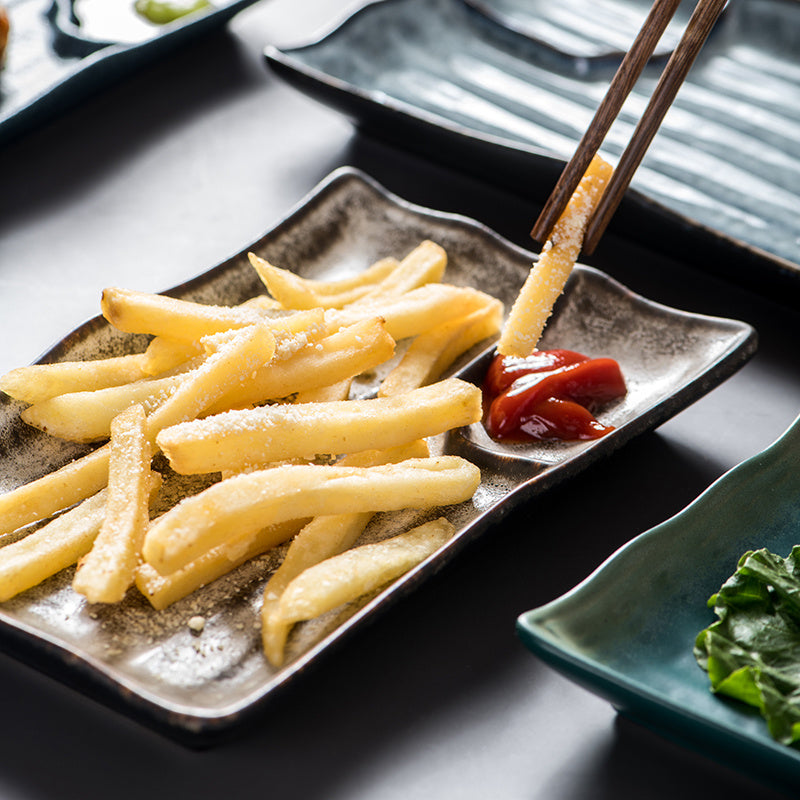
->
[157,378,482,475]
[72,404,152,603]
[498,155,613,356]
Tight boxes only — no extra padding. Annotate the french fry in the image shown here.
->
[0,353,152,405]
[21,374,183,443]
[142,456,480,575]
[294,378,352,404]
[102,289,328,344]
[0,491,107,602]
[354,240,447,303]
[276,517,455,624]
[142,336,201,376]
[0,324,275,537]
[330,283,495,342]
[0,445,112,538]
[135,519,306,611]
[143,323,275,438]
[157,378,481,474]
[378,300,503,397]
[0,474,162,602]
[205,317,394,414]
[261,440,429,666]
[249,253,401,309]
[498,155,613,356]
[72,405,152,603]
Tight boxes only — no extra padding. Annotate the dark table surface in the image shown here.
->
[1,1,799,797]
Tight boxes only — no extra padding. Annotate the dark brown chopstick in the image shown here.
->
[530,0,728,254]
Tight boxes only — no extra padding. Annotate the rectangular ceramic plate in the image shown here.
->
[0,0,258,146]
[517,412,800,794]
[265,0,800,301]
[0,167,756,744]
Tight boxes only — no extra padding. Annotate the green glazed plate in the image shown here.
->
[517,413,800,792]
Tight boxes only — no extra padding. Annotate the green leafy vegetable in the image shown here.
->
[134,0,211,25]
[695,546,800,745]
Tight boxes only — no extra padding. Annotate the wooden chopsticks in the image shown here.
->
[530,0,728,254]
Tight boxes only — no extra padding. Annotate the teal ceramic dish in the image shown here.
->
[0,0,258,145]
[517,413,800,792]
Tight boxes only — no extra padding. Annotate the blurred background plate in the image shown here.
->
[0,0,259,145]
[265,0,800,305]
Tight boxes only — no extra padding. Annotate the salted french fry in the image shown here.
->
[498,155,613,356]
[0,353,152,405]
[101,287,266,340]
[0,491,108,602]
[0,474,162,602]
[0,324,275,537]
[142,456,480,575]
[261,440,429,666]
[354,240,447,303]
[276,518,455,624]
[21,374,183,443]
[330,284,494,342]
[72,405,152,603]
[143,323,275,438]
[205,317,395,413]
[0,445,112,538]
[142,336,200,376]
[249,253,401,309]
[102,289,328,345]
[157,378,481,474]
[294,378,352,404]
[378,300,503,397]
[136,519,306,611]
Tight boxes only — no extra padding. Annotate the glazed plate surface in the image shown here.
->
[0,167,756,743]
[518,413,800,793]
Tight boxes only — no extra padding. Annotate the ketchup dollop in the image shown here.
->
[483,349,626,442]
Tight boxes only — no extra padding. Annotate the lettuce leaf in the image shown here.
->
[695,546,800,745]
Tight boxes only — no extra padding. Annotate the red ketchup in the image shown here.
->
[483,349,626,442]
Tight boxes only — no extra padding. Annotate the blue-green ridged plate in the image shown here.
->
[517,412,800,793]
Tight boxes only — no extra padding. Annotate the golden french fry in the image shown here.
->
[331,284,494,342]
[0,491,108,602]
[261,440,429,666]
[21,374,183,443]
[276,517,455,624]
[0,474,162,602]
[498,155,613,356]
[72,405,152,603]
[249,253,401,309]
[0,324,275,537]
[378,300,503,397]
[101,287,267,340]
[0,353,152,405]
[205,317,395,414]
[102,289,328,345]
[354,240,447,303]
[0,445,112,538]
[157,378,481,475]
[294,378,352,404]
[143,323,275,438]
[136,519,306,611]
[142,456,480,575]
[142,336,200,376]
